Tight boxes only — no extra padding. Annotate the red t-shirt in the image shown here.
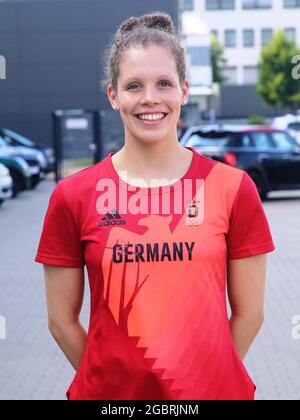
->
[35,146,275,400]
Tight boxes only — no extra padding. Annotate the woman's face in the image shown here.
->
[107,44,189,146]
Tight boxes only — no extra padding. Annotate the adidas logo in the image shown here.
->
[98,208,126,227]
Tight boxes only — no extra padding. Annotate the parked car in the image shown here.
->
[0,153,31,197]
[180,124,300,200]
[272,114,300,145]
[0,163,13,206]
[0,128,55,174]
[0,137,42,188]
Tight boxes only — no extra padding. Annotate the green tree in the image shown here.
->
[210,34,227,84]
[257,30,300,111]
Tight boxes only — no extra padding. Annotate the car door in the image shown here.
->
[270,131,300,185]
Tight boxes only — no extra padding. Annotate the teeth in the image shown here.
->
[137,113,165,121]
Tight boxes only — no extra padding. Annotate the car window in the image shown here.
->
[241,134,252,147]
[0,137,8,148]
[3,135,14,145]
[184,132,231,147]
[271,131,295,151]
[2,129,35,147]
[251,132,273,150]
[288,122,300,132]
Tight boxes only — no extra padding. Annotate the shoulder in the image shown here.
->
[57,156,109,201]
[193,149,246,191]
[193,151,254,215]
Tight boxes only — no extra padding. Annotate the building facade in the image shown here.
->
[0,0,179,152]
[195,0,300,86]
[181,0,300,118]
[180,9,215,124]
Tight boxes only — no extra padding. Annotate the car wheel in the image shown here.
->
[248,170,268,201]
[30,174,40,189]
[10,169,24,197]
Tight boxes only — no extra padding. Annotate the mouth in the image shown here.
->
[134,113,168,125]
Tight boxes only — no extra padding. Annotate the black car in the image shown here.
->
[180,125,300,200]
[0,128,55,174]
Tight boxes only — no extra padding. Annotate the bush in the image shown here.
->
[248,115,266,125]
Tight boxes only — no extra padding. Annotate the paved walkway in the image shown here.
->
[0,179,299,400]
[0,180,90,400]
[246,190,300,400]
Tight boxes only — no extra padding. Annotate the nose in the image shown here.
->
[140,86,161,106]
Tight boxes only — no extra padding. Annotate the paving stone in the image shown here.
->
[0,181,300,400]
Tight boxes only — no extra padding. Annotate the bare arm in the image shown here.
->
[43,265,87,371]
[227,254,268,360]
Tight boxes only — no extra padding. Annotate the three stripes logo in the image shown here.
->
[98,208,126,227]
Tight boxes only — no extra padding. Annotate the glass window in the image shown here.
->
[271,131,296,150]
[242,135,252,147]
[252,132,272,149]
[182,0,194,11]
[243,29,255,47]
[206,0,235,10]
[0,137,8,148]
[261,28,273,47]
[288,122,300,131]
[284,0,300,8]
[225,29,236,47]
[242,0,272,8]
[187,46,210,66]
[244,66,258,84]
[2,129,35,147]
[222,66,238,84]
[284,28,296,42]
[185,133,233,147]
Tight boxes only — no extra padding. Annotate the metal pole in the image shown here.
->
[93,110,102,164]
[52,110,62,183]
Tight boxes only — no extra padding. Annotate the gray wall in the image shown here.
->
[219,85,285,119]
[0,0,178,154]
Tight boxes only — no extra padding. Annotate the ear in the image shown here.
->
[107,85,120,111]
[181,79,189,106]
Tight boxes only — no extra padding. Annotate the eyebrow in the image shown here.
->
[123,75,174,83]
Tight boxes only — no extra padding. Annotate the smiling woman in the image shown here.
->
[35,11,275,402]
[101,19,193,194]
[102,12,189,161]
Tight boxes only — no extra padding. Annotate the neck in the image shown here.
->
[117,134,186,173]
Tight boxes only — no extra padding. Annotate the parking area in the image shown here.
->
[0,180,89,400]
[0,179,300,400]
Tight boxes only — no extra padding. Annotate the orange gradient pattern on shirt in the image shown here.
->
[101,163,244,398]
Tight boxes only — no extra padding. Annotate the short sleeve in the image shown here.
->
[35,182,84,268]
[227,171,275,259]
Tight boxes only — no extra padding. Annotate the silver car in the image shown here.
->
[0,163,13,207]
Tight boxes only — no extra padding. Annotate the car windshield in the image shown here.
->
[2,129,35,147]
[0,137,8,148]
[184,132,232,147]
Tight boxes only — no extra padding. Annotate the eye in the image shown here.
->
[127,83,140,90]
[160,80,172,88]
